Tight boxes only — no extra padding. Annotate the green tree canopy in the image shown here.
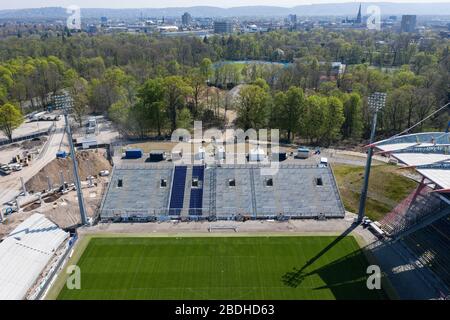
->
[0,103,23,141]
[342,93,363,140]
[137,78,167,136]
[162,76,193,132]
[70,76,89,127]
[176,107,193,130]
[236,84,271,130]
[272,86,305,142]
[323,96,345,145]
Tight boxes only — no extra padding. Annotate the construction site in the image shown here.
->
[0,149,111,237]
[1,105,450,300]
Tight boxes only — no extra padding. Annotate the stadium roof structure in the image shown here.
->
[0,214,69,300]
[373,132,450,192]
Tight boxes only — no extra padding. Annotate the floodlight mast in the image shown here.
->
[61,95,88,225]
[357,92,387,223]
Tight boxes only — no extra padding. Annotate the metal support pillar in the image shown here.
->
[60,170,66,192]
[47,176,52,191]
[358,92,386,223]
[64,112,88,225]
[20,177,28,196]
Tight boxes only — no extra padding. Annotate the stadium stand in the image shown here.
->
[100,164,173,220]
[169,166,187,215]
[213,165,254,217]
[251,165,344,218]
[380,184,448,236]
[401,213,450,290]
[0,214,69,300]
[189,165,205,216]
[373,131,450,295]
[100,163,345,221]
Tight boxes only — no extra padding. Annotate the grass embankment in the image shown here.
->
[333,164,418,221]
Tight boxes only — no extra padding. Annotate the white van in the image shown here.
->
[9,163,23,171]
[319,157,328,167]
[295,147,310,159]
[369,222,385,238]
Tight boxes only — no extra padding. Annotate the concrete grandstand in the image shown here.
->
[373,131,450,294]
[99,163,345,221]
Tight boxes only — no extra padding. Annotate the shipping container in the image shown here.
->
[272,152,287,162]
[56,151,67,158]
[149,150,167,162]
[124,149,143,159]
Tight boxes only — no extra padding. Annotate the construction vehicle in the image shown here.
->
[0,164,12,175]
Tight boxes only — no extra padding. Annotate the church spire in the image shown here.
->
[356,3,362,24]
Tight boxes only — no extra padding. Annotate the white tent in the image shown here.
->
[197,146,206,160]
[216,146,225,160]
[249,147,266,162]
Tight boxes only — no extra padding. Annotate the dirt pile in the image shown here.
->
[25,149,111,192]
[21,137,47,150]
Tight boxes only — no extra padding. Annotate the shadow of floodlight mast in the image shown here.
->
[282,223,358,288]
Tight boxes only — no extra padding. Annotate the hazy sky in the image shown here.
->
[1,0,450,10]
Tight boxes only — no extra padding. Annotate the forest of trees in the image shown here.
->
[0,28,448,145]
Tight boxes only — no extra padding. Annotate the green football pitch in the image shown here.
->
[57,236,386,300]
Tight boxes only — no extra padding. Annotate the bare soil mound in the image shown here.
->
[21,136,47,150]
[25,149,111,192]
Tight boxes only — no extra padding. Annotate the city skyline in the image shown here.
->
[1,0,450,10]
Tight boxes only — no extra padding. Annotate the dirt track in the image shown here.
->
[0,118,67,205]
[82,212,364,237]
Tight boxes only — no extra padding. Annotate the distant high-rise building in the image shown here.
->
[401,15,417,33]
[356,3,362,24]
[196,17,213,28]
[100,16,108,27]
[214,21,233,34]
[87,24,97,34]
[288,14,297,25]
[181,12,192,26]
